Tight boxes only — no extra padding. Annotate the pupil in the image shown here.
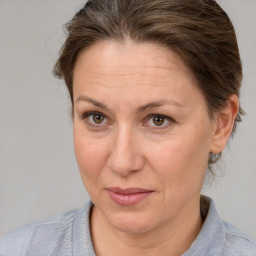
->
[93,114,103,124]
[153,116,164,126]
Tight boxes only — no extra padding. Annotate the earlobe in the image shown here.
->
[210,95,239,153]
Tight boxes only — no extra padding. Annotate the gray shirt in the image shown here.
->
[0,196,256,256]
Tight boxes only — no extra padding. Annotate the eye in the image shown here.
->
[146,114,173,128]
[91,113,105,124]
[151,116,166,126]
[80,111,107,126]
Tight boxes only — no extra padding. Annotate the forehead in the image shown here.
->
[74,40,195,83]
[72,40,203,107]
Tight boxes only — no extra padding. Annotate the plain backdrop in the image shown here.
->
[0,0,255,239]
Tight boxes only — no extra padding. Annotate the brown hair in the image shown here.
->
[53,0,244,171]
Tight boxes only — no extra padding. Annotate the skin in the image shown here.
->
[72,40,239,256]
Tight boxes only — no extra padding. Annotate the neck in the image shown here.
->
[90,198,203,256]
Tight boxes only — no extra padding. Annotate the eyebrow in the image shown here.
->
[76,95,109,110]
[136,100,185,113]
[75,95,185,112]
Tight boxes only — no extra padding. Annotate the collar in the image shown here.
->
[72,196,225,256]
[183,196,225,255]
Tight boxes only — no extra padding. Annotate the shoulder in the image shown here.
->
[197,196,256,256]
[0,208,78,256]
[222,221,256,256]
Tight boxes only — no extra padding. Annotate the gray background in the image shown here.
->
[0,0,255,239]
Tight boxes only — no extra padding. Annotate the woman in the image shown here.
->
[0,0,255,255]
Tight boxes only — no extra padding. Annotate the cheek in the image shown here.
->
[73,127,109,181]
[146,134,209,190]
[146,142,188,184]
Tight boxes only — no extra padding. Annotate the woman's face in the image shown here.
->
[73,40,217,233]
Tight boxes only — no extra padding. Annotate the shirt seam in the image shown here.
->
[225,231,256,244]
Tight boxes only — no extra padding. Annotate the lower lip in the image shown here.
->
[107,190,153,207]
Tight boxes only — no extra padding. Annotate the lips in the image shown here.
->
[106,187,154,206]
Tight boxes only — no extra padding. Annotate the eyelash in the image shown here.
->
[144,114,174,129]
[80,111,108,127]
[79,111,174,129]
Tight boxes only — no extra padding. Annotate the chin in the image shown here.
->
[106,210,157,234]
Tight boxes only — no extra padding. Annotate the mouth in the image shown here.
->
[106,187,154,207]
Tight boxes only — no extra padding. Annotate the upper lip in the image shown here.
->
[107,187,154,194]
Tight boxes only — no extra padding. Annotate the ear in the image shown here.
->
[210,94,239,153]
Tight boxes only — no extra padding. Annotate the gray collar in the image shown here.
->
[72,196,225,256]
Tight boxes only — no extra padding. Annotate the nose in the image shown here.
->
[107,126,144,177]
